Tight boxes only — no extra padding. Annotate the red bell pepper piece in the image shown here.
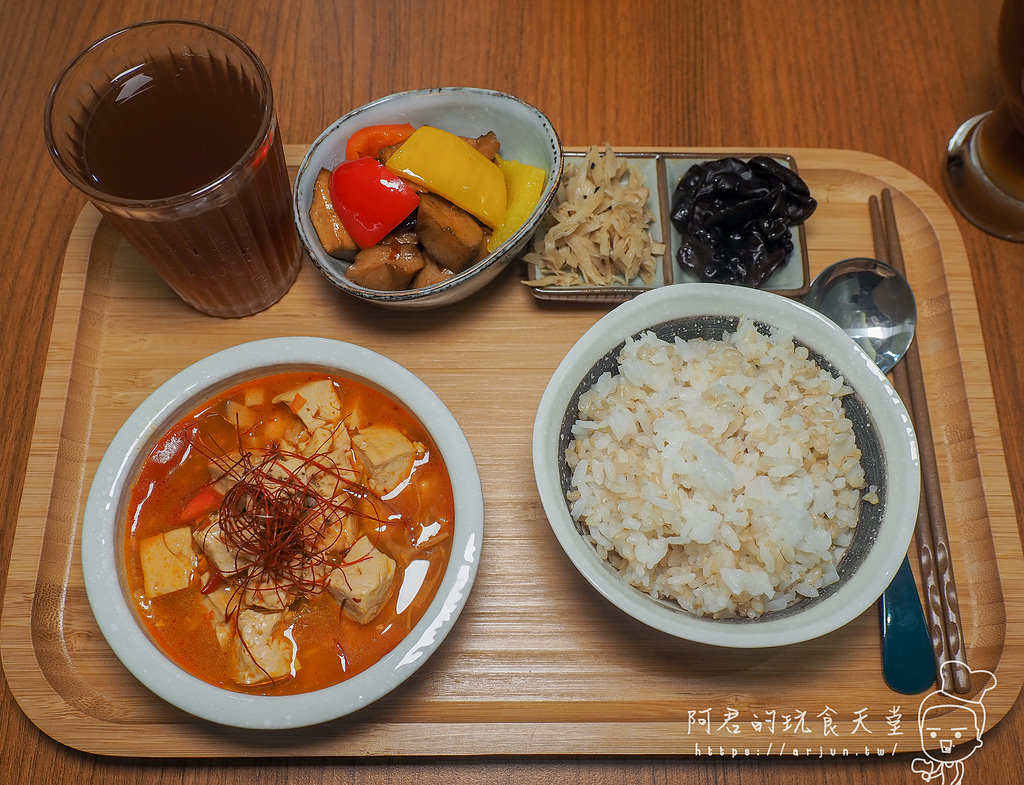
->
[180,485,222,522]
[329,157,420,249]
[345,123,415,160]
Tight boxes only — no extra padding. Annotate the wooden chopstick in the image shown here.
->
[869,190,971,694]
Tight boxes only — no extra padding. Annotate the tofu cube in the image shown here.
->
[242,386,266,407]
[305,507,358,556]
[296,425,355,490]
[139,527,197,598]
[273,379,343,430]
[327,536,396,624]
[193,516,253,576]
[224,400,258,431]
[234,609,295,685]
[309,168,358,260]
[200,581,236,650]
[241,575,294,612]
[351,425,417,495]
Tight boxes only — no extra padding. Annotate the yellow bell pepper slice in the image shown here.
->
[487,155,547,252]
[385,126,508,229]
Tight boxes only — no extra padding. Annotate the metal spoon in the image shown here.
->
[803,257,935,694]
[803,258,916,374]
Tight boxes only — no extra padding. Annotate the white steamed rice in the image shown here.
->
[565,316,868,619]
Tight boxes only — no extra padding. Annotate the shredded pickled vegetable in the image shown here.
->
[524,144,664,287]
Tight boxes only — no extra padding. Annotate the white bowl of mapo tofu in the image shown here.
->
[81,337,483,728]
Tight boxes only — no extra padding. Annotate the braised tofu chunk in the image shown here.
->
[293,424,356,499]
[309,168,358,260]
[304,506,358,556]
[257,452,313,492]
[464,131,500,160]
[346,231,426,290]
[416,193,487,273]
[272,379,344,430]
[242,575,295,612]
[193,515,254,576]
[140,527,197,598]
[207,454,242,495]
[411,255,457,289]
[200,580,236,649]
[295,424,347,461]
[234,609,295,685]
[352,425,418,494]
[223,399,258,432]
[328,536,397,624]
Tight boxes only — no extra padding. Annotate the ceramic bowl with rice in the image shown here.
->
[532,283,920,648]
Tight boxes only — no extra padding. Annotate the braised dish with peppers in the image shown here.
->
[123,372,454,695]
[308,123,546,291]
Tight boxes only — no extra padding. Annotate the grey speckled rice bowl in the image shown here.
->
[532,283,920,648]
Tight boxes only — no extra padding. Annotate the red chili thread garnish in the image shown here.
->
[218,449,379,597]
[188,413,398,599]
[185,409,406,686]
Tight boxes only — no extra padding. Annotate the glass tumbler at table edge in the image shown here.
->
[944,0,1024,241]
[44,19,300,318]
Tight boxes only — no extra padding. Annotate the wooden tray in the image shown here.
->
[3,146,1022,757]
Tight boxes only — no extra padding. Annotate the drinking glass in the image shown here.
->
[44,20,300,317]
[944,0,1024,240]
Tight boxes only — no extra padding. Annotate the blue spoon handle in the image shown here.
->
[879,556,935,694]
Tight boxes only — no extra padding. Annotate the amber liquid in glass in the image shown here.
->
[80,51,299,317]
[83,57,262,199]
[976,0,1024,202]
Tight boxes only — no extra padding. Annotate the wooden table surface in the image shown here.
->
[3,0,1023,782]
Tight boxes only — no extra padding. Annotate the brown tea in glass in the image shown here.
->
[44,20,300,317]
[944,0,1024,240]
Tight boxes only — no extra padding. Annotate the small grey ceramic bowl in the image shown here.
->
[294,87,562,309]
[533,284,920,648]
[81,337,483,728]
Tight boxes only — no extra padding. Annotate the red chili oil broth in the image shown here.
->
[122,371,455,695]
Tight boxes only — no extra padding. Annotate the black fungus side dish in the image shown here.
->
[670,156,817,287]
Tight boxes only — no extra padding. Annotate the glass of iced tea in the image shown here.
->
[944,0,1024,241]
[44,20,300,317]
